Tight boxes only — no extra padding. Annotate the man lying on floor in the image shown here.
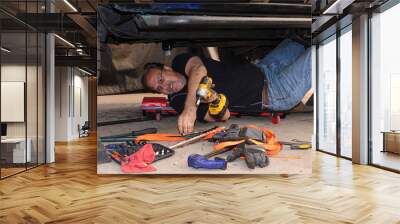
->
[142,38,311,135]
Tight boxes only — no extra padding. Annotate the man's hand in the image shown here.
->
[178,106,197,135]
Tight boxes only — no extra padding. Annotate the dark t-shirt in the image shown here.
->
[168,53,265,121]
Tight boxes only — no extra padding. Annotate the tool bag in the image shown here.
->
[211,124,282,156]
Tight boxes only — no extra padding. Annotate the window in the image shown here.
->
[317,36,337,154]
[370,2,400,171]
[339,27,352,158]
[0,1,47,179]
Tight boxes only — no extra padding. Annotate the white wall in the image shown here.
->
[1,65,26,81]
[1,65,39,137]
[74,73,89,121]
[1,63,46,164]
[71,73,89,138]
[55,67,89,141]
[55,66,69,141]
[1,82,25,122]
[1,65,26,139]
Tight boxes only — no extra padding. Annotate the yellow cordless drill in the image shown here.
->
[196,76,228,120]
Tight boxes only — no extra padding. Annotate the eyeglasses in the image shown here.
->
[155,68,165,93]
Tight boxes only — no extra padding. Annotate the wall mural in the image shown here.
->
[96,3,313,175]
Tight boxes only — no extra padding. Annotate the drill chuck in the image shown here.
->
[196,98,201,106]
[196,86,210,106]
[196,76,216,105]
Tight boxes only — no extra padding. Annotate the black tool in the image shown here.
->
[100,128,157,141]
[182,126,219,139]
[105,143,174,164]
[151,143,175,162]
[280,139,311,150]
[106,150,126,165]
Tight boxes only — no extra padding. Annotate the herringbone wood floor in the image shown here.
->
[1,135,400,224]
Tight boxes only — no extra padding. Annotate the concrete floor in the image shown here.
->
[97,93,164,123]
[97,94,314,174]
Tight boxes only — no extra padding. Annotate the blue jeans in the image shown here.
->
[255,39,311,111]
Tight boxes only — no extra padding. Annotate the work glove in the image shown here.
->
[226,143,269,169]
[226,145,243,162]
[210,124,241,142]
[243,145,269,169]
[223,124,240,139]
[239,127,265,143]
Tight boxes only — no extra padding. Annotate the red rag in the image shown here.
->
[121,144,157,173]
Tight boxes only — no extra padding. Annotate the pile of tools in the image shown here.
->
[98,126,224,173]
[98,124,311,173]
